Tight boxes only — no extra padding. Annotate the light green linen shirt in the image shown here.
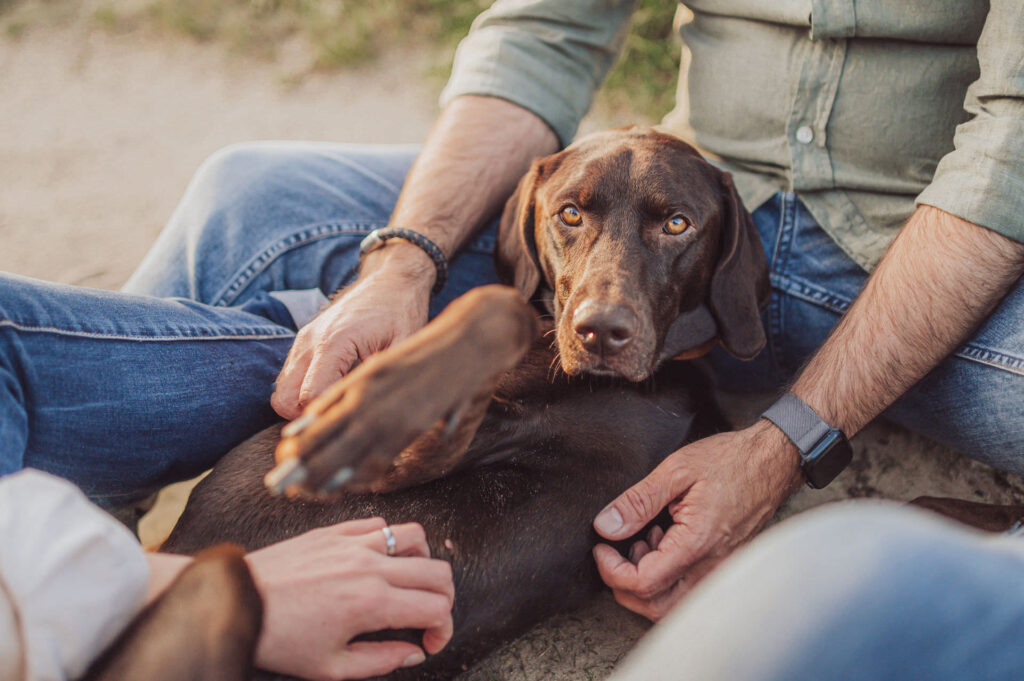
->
[440,0,1024,271]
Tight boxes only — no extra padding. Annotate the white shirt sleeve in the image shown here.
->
[0,470,150,681]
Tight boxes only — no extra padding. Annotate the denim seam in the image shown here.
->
[767,193,797,372]
[954,346,1024,378]
[0,320,292,341]
[213,221,382,306]
[213,220,498,307]
[772,273,852,315]
[771,277,1024,377]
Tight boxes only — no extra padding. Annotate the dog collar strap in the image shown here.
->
[671,337,719,361]
[359,227,449,296]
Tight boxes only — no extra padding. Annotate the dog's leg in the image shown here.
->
[81,545,261,681]
[272,284,538,495]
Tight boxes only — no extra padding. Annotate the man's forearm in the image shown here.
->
[791,205,1024,437]
[360,95,560,286]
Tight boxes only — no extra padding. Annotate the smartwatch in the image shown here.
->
[761,393,853,489]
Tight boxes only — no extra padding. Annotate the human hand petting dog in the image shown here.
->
[592,421,802,621]
[247,517,454,680]
[271,243,435,420]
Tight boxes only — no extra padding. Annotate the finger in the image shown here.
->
[593,459,693,540]
[363,523,431,559]
[422,611,455,655]
[377,557,455,604]
[611,579,688,622]
[328,517,387,536]
[613,553,724,621]
[272,373,356,469]
[626,523,713,595]
[297,340,360,411]
[338,641,426,680]
[647,524,665,550]
[629,540,651,564]
[596,518,711,599]
[271,346,314,419]
[364,588,452,639]
[593,543,640,592]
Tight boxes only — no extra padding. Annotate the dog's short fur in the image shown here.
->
[83,545,262,681]
[159,127,771,680]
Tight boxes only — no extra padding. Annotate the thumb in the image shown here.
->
[594,461,688,540]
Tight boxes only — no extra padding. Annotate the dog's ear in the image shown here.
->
[708,172,770,359]
[495,159,544,301]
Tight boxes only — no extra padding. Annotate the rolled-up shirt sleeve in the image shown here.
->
[916,0,1024,242]
[440,0,638,145]
[0,470,150,681]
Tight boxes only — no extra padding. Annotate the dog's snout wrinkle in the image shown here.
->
[572,300,638,357]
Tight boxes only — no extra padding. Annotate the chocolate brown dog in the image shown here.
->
[161,127,770,680]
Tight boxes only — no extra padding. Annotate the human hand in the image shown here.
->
[592,421,802,621]
[271,244,435,419]
[246,517,454,680]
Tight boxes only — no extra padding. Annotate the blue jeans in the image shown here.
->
[709,192,1024,473]
[610,502,1024,681]
[0,143,499,508]
[0,144,1021,508]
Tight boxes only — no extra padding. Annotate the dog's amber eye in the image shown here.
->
[559,206,583,227]
[663,215,689,235]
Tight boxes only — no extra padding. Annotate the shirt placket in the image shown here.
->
[787,0,853,193]
[786,39,847,193]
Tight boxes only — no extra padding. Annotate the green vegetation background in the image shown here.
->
[2,0,681,121]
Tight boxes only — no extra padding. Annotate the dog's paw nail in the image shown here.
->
[320,466,355,494]
[441,405,465,440]
[264,458,308,495]
[282,413,317,438]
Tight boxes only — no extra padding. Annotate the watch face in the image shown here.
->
[804,429,853,489]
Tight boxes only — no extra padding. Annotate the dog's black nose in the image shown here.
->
[573,301,637,357]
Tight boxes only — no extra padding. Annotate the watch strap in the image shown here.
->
[761,393,831,455]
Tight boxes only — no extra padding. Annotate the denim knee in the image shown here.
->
[752,504,1024,681]
[123,142,419,302]
[613,503,1024,681]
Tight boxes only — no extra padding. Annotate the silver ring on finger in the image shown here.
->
[381,526,397,556]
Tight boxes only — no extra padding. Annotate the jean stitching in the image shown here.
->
[772,274,852,315]
[213,221,382,306]
[768,194,797,371]
[770,277,1024,377]
[954,345,1024,377]
[0,320,293,341]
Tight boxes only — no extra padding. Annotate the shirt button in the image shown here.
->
[795,126,814,144]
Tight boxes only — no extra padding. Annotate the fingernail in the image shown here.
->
[320,466,354,493]
[402,652,426,667]
[282,412,316,438]
[264,458,308,495]
[594,506,623,536]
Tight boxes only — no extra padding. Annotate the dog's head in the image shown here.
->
[496,127,769,381]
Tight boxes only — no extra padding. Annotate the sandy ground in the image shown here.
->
[3,14,1024,681]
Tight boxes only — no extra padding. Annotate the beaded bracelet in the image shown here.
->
[359,227,449,296]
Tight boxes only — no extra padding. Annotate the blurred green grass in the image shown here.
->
[4,0,681,120]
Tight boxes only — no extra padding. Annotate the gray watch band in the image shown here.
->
[761,393,831,455]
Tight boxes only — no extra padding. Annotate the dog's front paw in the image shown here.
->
[264,285,537,498]
[265,353,466,497]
